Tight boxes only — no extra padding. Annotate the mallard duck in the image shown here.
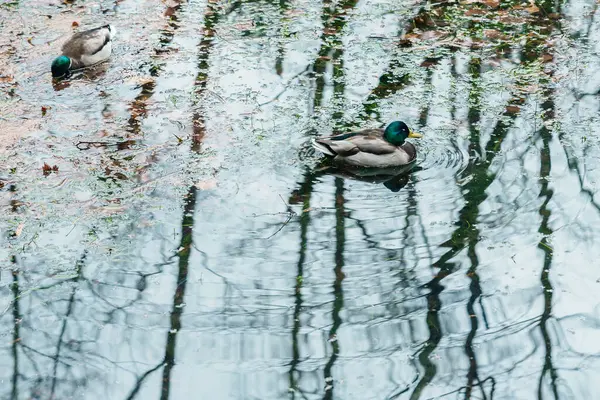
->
[311,121,423,168]
[51,25,115,78]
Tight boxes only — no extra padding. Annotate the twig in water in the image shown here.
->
[262,194,298,239]
[257,65,310,107]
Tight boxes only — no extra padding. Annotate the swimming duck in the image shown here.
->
[51,25,115,78]
[311,121,423,168]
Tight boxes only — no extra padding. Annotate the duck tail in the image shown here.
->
[311,139,336,157]
[106,25,116,39]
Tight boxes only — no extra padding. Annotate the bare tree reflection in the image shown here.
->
[287,170,316,398]
[10,256,20,400]
[536,93,559,400]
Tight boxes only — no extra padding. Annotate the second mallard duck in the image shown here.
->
[51,25,115,78]
[311,121,423,168]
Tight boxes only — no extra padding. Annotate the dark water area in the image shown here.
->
[2,0,600,398]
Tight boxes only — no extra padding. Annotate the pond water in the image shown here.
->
[2,0,600,398]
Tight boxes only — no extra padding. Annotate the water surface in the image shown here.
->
[1,0,600,398]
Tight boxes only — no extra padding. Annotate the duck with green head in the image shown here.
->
[51,25,115,78]
[311,121,423,168]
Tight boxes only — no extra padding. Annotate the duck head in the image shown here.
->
[51,56,72,78]
[383,121,423,145]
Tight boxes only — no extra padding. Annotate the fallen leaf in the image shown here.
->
[195,179,217,190]
[482,0,499,7]
[460,0,498,6]
[42,163,52,176]
[414,14,437,28]
[420,30,447,40]
[72,21,79,27]
[525,0,540,14]
[541,53,553,63]
[323,27,337,35]
[465,8,487,16]
[41,106,50,116]
[498,14,528,24]
[483,29,508,40]
[505,105,520,114]
[164,6,177,17]
[126,76,155,86]
[14,223,24,237]
[421,57,442,68]
[284,9,305,17]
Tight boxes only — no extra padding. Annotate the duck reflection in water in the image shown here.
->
[315,162,421,192]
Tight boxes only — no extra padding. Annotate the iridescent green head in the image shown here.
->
[383,121,423,145]
[51,56,72,78]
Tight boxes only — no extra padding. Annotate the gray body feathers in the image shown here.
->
[62,25,114,68]
[311,128,418,168]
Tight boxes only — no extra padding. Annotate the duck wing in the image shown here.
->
[348,134,397,155]
[62,25,113,57]
[313,128,396,157]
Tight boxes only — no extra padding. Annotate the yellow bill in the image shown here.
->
[408,129,423,138]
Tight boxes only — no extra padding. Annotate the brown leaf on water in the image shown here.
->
[164,6,176,17]
[398,39,412,47]
[402,33,420,43]
[505,105,520,114]
[482,0,500,7]
[323,27,337,35]
[498,12,527,25]
[541,53,553,63]
[525,1,540,14]
[483,29,508,41]
[127,76,155,87]
[465,8,487,16]
[42,163,58,176]
[461,0,498,7]
[284,9,305,17]
[72,21,79,27]
[420,30,447,41]
[421,57,442,68]
[42,163,52,176]
[414,14,437,28]
[96,205,127,215]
